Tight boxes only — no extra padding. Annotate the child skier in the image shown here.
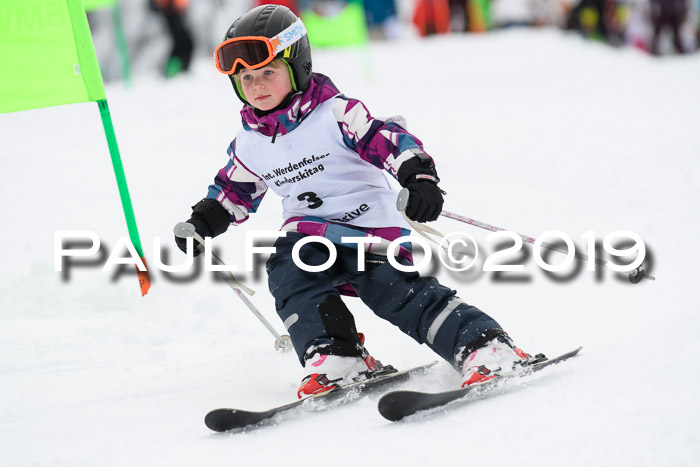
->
[176,4,531,398]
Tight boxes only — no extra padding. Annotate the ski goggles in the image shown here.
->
[215,17,307,75]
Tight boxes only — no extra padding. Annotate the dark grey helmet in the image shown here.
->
[224,5,312,103]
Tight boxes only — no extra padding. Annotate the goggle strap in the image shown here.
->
[233,75,248,103]
[280,58,297,91]
[270,17,307,55]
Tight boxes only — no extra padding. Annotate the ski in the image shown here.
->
[377,347,583,422]
[205,361,437,432]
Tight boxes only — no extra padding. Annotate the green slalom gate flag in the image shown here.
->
[0,0,150,295]
[0,0,107,112]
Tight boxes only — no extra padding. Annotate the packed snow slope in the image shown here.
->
[1,28,699,467]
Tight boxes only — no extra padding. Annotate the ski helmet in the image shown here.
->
[219,5,312,104]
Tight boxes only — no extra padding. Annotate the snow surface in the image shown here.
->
[2,28,700,467]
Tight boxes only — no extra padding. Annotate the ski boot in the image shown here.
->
[461,336,531,388]
[296,295,397,398]
[297,333,395,399]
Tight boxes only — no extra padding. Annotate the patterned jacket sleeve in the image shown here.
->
[331,95,431,178]
[205,139,268,226]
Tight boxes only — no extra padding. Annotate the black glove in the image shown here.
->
[397,151,444,223]
[175,199,230,256]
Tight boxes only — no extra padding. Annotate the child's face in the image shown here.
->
[238,61,293,111]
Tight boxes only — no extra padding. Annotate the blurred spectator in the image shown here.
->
[567,0,605,39]
[150,0,194,77]
[566,0,624,44]
[697,0,700,47]
[445,0,494,33]
[466,0,493,31]
[363,0,401,39]
[413,0,451,36]
[625,0,652,52]
[650,0,689,54]
[491,0,571,29]
[449,0,469,31]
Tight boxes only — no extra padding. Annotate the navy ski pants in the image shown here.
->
[266,232,503,367]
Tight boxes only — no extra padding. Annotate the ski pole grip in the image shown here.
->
[174,221,196,238]
[396,188,410,212]
[173,222,204,253]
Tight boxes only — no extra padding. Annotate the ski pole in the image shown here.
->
[173,222,293,351]
[396,188,654,283]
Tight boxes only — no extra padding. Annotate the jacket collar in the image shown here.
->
[239,73,340,138]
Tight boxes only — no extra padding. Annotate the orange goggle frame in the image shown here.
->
[215,36,276,75]
[214,17,307,75]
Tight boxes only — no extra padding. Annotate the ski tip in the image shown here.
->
[377,391,411,422]
[205,409,236,433]
[377,390,434,422]
[376,348,584,423]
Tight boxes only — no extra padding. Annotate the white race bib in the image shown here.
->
[234,99,408,229]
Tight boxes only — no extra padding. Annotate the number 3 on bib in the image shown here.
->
[297,192,323,209]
